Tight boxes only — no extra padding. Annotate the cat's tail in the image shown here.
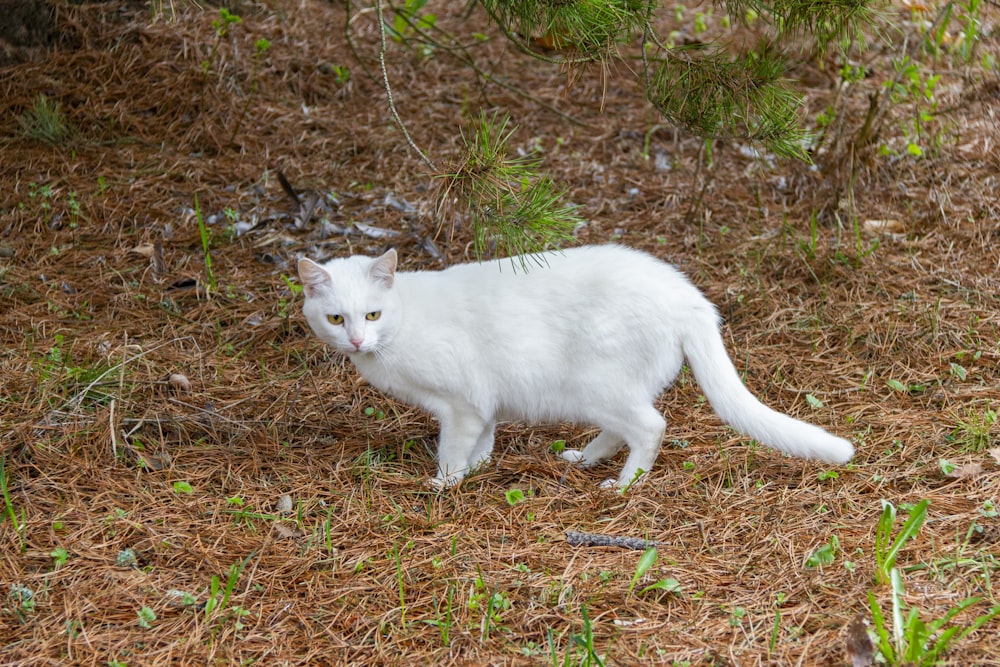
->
[682,328,854,464]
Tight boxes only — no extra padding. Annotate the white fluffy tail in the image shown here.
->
[682,329,854,464]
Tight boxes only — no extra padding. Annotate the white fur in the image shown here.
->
[298,245,854,490]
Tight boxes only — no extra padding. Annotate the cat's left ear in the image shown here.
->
[297,257,332,297]
[369,249,397,288]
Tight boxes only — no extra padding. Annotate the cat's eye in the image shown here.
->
[327,314,344,325]
[365,311,381,321]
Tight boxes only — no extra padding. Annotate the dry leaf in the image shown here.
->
[276,494,293,514]
[945,462,984,479]
[150,238,165,283]
[273,523,304,540]
[989,447,1000,465]
[845,615,874,667]
[137,450,172,471]
[168,373,191,392]
[130,243,155,257]
[863,219,903,233]
[125,443,172,471]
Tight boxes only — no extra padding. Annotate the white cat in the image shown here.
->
[298,244,853,490]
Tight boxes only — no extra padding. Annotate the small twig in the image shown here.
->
[374,0,436,171]
[109,399,118,459]
[275,169,302,209]
[59,338,186,413]
[393,9,589,128]
[565,530,664,551]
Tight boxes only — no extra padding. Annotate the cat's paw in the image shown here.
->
[427,473,463,491]
[601,479,623,493]
[606,470,647,493]
[561,449,596,467]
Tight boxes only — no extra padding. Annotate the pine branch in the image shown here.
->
[726,0,882,48]
[436,112,583,264]
[480,0,655,59]
[646,44,810,160]
[375,0,436,171]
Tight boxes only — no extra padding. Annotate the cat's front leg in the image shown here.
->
[469,421,496,470]
[428,404,489,489]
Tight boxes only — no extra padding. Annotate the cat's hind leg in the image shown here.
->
[597,405,666,491]
[561,431,624,467]
[429,404,489,490]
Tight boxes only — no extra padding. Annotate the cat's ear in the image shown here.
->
[368,249,397,288]
[297,258,332,297]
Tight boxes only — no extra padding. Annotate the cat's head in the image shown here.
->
[297,250,399,355]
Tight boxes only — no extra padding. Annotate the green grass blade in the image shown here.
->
[950,604,1000,643]
[890,568,906,655]
[628,547,657,594]
[924,626,960,665]
[927,595,980,634]
[868,591,895,661]
[883,499,929,580]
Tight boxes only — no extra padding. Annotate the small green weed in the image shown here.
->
[172,480,194,495]
[950,405,996,452]
[505,488,527,506]
[386,0,437,55]
[468,572,511,639]
[875,499,929,585]
[228,37,271,143]
[202,8,241,77]
[205,553,255,632]
[137,606,157,629]
[549,604,605,667]
[194,194,216,294]
[806,535,840,568]
[424,583,455,646]
[0,457,27,553]
[626,547,680,596]
[19,94,74,144]
[8,584,36,617]
[50,547,69,570]
[869,568,1000,666]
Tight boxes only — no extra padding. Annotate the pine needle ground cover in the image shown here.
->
[1,2,998,665]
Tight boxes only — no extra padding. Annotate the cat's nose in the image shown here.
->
[350,337,364,350]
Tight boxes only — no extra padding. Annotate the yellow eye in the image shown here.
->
[365,311,381,321]
[327,314,344,325]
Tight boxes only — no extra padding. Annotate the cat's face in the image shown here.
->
[298,250,399,355]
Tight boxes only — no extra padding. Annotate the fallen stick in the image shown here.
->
[565,530,664,551]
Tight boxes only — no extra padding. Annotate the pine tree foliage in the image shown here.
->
[726,0,878,46]
[436,112,582,263]
[477,0,880,158]
[480,0,655,55]
[376,0,882,257]
[648,44,808,160]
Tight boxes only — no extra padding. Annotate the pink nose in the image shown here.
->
[350,338,364,350]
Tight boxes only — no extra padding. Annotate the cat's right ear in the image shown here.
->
[297,258,332,297]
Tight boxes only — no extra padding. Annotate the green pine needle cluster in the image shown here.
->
[19,94,74,145]
[437,112,583,264]
[728,0,879,48]
[480,0,654,55]
[648,45,810,160]
[477,0,880,159]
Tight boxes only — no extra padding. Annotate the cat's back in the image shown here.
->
[392,244,708,331]
[400,244,686,291]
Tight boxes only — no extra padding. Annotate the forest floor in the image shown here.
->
[1,1,999,665]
